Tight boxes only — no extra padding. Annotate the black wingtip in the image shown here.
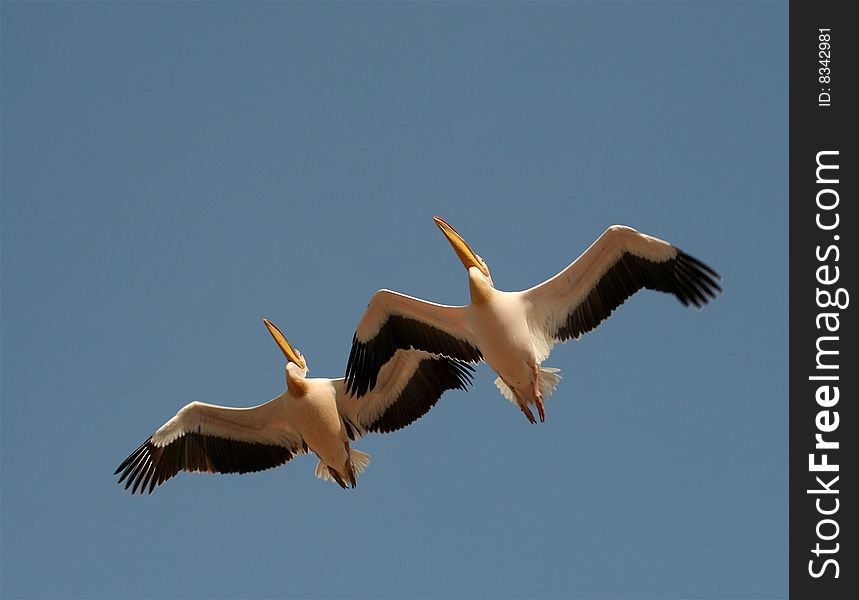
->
[678,249,721,280]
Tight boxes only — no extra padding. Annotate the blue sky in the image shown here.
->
[2,2,786,598]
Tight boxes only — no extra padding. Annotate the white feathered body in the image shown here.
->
[282,377,351,477]
[465,268,556,406]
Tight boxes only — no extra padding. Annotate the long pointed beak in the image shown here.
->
[433,216,488,276]
[263,319,305,369]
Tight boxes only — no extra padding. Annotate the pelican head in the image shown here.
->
[263,318,308,377]
[434,216,492,284]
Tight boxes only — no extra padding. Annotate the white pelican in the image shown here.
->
[346,217,721,424]
[115,318,473,494]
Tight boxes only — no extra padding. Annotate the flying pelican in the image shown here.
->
[115,318,473,494]
[346,217,721,424]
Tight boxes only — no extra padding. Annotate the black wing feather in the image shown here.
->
[346,315,482,398]
[555,249,722,342]
[365,356,475,434]
[114,433,298,495]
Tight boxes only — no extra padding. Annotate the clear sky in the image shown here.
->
[1,2,786,598]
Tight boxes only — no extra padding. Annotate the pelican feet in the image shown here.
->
[519,402,537,424]
[329,469,349,489]
[532,364,546,423]
[344,442,358,489]
[535,396,546,423]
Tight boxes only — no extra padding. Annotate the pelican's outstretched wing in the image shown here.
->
[114,396,306,494]
[345,290,482,397]
[336,349,474,439]
[524,225,721,357]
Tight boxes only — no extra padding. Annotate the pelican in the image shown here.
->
[346,217,721,424]
[115,318,473,494]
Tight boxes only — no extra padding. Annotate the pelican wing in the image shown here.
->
[336,349,474,438]
[524,226,721,354]
[346,289,482,397]
[114,395,306,494]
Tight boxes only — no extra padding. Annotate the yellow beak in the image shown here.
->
[433,216,489,277]
[263,318,306,370]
